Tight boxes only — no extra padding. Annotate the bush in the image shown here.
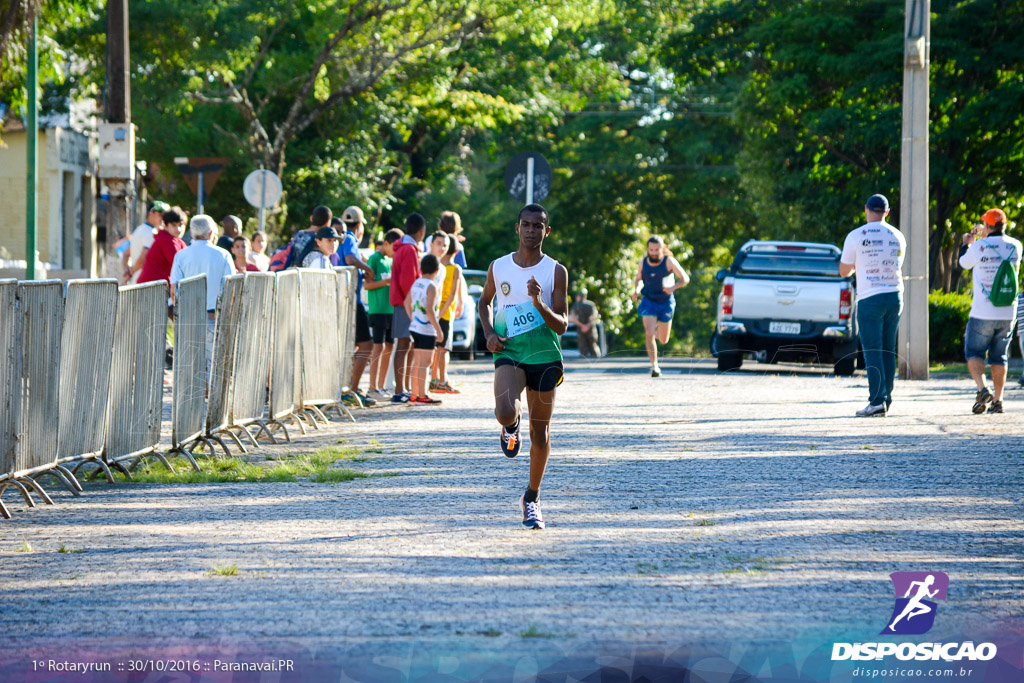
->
[929,290,972,361]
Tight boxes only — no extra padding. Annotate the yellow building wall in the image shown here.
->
[0,130,53,265]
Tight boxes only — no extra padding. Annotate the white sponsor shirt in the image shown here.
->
[127,222,157,284]
[840,221,907,301]
[958,234,1022,321]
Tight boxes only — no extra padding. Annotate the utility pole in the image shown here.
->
[25,16,38,279]
[104,0,132,270]
[897,0,930,380]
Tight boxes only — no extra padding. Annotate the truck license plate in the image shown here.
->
[769,322,801,334]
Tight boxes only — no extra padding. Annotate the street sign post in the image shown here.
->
[243,169,283,232]
[174,157,227,215]
[505,152,551,205]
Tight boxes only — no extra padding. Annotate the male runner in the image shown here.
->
[479,204,568,530]
[632,235,689,376]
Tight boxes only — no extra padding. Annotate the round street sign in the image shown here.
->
[504,152,551,204]
[243,169,283,209]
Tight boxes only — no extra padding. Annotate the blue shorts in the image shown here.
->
[638,296,675,323]
[964,317,1013,365]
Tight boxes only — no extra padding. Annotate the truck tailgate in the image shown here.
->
[731,278,842,323]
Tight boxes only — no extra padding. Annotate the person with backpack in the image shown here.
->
[269,205,332,271]
[958,208,1021,414]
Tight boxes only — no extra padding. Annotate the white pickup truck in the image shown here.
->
[712,240,859,375]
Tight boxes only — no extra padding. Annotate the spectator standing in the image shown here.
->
[389,213,428,403]
[957,208,1021,414]
[232,236,260,273]
[570,289,601,358]
[301,226,342,268]
[404,253,444,405]
[248,231,271,271]
[338,206,378,408]
[123,200,169,284]
[169,215,234,375]
[839,194,906,417]
[427,210,468,268]
[217,215,242,251]
[429,232,462,394]
[138,207,187,286]
[287,206,333,269]
[365,229,403,398]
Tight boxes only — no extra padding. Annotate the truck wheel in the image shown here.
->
[834,355,856,376]
[718,352,743,372]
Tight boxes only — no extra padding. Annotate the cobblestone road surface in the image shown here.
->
[1,357,1021,657]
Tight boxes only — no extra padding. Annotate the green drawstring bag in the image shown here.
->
[988,251,1019,307]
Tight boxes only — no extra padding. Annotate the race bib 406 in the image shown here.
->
[505,301,546,337]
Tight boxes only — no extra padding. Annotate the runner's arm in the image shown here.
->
[632,261,644,300]
[529,264,569,335]
[667,257,690,290]
[478,262,505,351]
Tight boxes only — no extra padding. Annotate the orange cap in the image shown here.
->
[982,208,1007,226]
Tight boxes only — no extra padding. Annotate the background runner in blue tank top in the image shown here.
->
[632,235,690,377]
[479,203,569,531]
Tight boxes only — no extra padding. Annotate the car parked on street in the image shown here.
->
[712,240,859,375]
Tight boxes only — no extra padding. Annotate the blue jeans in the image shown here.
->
[857,292,902,406]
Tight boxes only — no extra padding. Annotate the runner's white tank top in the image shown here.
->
[492,253,562,364]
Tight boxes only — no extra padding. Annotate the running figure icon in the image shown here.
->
[887,575,938,632]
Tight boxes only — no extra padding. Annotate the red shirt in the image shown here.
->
[234,261,260,273]
[138,229,186,284]
[389,239,422,307]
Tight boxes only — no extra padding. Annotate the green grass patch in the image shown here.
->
[479,628,502,637]
[15,541,32,553]
[310,468,369,483]
[520,625,556,639]
[208,564,239,576]
[930,362,969,375]
[694,518,717,527]
[57,545,85,554]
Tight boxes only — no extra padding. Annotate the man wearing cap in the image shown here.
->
[122,200,169,284]
[839,194,907,417]
[958,208,1021,414]
[338,206,377,407]
[301,226,342,269]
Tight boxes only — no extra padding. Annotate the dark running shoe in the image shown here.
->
[500,415,521,458]
[651,366,661,378]
[987,400,1003,414]
[409,395,442,405]
[391,391,411,404]
[972,387,993,414]
[520,495,545,530]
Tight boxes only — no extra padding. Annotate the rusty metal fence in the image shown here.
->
[167,274,208,468]
[53,279,119,493]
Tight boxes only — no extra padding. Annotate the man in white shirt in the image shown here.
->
[169,215,234,375]
[839,194,907,417]
[122,200,169,284]
[958,208,1021,414]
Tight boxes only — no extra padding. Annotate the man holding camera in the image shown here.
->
[958,208,1021,414]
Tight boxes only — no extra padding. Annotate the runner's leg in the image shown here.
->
[657,320,671,345]
[524,387,556,492]
[642,315,659,367]
[494,363,527,427]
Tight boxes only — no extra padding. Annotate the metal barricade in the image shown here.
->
[90,281,168,482]
[52,279,119,493]
[205,274,248,453]
[298,269,341,425]
[267,270,305,439]
[229,273,276,443]
[167,274,208,468]
[0,279,23,519]
[0,280,64,512]
[334,266,358,419]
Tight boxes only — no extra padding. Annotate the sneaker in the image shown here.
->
[520,495,545,530]
[429,379,440,392]
[500,414,521,458]
[355,390,377,407]
[341,391,362,407]
[391,391,411,404]
[651,366,661,378]
[434,381,460,394]
[409,395,442,405]
[972,386,993,414]
[988,400,1003,414]
[856,403,886,417]
[367,388,390,399]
